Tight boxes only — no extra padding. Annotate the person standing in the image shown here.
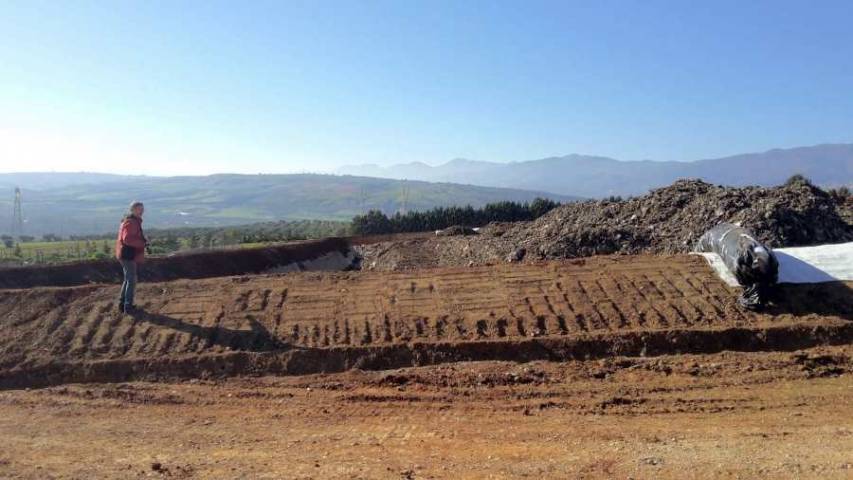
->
[115,201,148,313]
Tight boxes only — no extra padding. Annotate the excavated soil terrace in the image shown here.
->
[1,254,850,389]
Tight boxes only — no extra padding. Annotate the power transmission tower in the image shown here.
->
[11,187,23,237]
[399,181,410,215]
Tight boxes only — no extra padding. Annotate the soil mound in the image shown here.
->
[0,237,352,290]
[508,178,853,259]
[435,225,478,236]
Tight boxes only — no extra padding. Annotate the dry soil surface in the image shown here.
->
[0,347,851,479]
[1,254,851,479]
[2,255,851,388]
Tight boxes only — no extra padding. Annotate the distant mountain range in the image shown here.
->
[337,144,853,197]
[3,143,850,236]
[0,173,575,236]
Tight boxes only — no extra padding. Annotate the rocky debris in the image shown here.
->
[355,239,445,271]
[505,178,853,260]
[435,225,478,236]
[506,248,526,263]
[837,193,853,225]
[357,179,852,271]
[791,352,850,378]
[640,456,665,466]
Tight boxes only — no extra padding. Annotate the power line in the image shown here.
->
[11,187,23,237]
[399,181,410,215]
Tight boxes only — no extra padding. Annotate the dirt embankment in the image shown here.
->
[507,178,853,258]
[359,179,853,270]
[0,237,353,290]
[1,255,850,389]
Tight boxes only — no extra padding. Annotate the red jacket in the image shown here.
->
[115,216,146,263]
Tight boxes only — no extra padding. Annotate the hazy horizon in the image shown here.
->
[2,1,853,176]
[1,142,851,178]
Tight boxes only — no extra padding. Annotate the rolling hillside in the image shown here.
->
[0,173,575,236]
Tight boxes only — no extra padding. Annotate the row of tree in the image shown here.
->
[351,198,560,235]
[1,233,101,245]
[142,219,352,254]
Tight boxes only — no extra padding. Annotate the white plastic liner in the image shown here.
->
[694,241,853,285]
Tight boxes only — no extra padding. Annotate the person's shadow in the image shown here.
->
[132,311,288,352]
[766,252,852,320]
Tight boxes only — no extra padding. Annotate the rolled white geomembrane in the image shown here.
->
[694,241,853,285]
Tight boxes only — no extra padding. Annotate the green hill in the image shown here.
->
[0,173,576,236]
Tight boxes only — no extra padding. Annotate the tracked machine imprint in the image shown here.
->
[1,254,850,389]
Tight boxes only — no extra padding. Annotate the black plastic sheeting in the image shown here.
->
[695,223,779,310]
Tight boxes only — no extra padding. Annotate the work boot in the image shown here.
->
[118,303,125,313]
[124,305,139,315]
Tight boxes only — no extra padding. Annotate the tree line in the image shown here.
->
[351,198,560,235]
[143,219,351,253]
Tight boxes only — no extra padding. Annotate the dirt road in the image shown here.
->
[1,347,851,479]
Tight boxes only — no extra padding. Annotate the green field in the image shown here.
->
[0,218,353,266]
[0,238,258,266]
[0,239,115,264]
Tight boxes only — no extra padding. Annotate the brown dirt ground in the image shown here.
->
[0,347,851,479]
[2,255,851,388]
[1,253,851,478]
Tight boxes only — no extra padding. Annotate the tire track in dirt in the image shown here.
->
[2,321,852,389]
[1,254,850,388]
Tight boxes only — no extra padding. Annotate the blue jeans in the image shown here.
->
[120,260,137,308]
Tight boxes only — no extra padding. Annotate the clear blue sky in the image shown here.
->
[1,0,851,175]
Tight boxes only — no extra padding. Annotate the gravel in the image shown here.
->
[358,179,853,270]
[506,178,853,259]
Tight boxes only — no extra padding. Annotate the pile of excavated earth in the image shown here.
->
[358,178,853,270]
[508,178,852,257]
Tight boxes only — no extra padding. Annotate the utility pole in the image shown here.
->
[399,181,410,215]
[11,187,23,237]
